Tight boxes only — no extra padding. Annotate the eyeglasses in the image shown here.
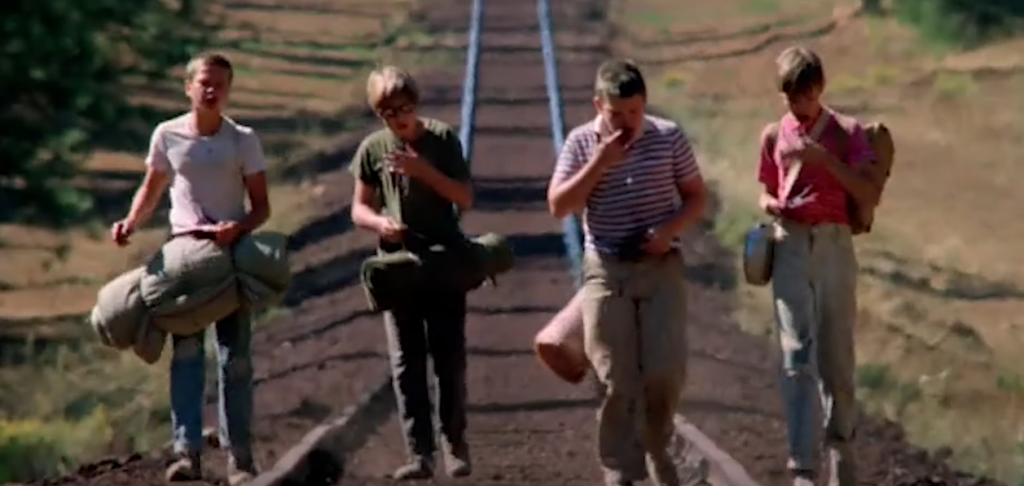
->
[377,103,416,120]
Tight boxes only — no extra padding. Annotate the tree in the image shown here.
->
[0,0,216,225]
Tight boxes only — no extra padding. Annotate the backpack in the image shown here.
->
[765,114,895,235]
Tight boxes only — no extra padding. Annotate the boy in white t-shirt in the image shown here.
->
[110,52,270,485]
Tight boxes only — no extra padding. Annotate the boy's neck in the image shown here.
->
[191,110,223,136]
[800,104,825,130]
[396,118,426,143]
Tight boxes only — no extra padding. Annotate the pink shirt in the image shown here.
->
[757,109,875,225]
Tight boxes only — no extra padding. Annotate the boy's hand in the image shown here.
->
[760,196,783,217]
[385,146,432,179]
[642,226,673,256]
[781,137,832,165]
[212,221,244,247]
[110,219,134,247]
[375,216,406,243]
[593,129,629,169]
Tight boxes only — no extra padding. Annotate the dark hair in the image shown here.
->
[595,59,647,99]
[776,46,824,96]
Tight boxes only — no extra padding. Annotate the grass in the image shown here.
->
[0,0,460,481]
[613,0,1024,482]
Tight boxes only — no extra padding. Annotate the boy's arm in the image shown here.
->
[416,129,473,210]
[546,130,598,219]
[824,123,880,207]
[652,127,706,237]
[757,124,782,215]
[349,140,389,232]
[124,125,172,229]
[238,128,270,234]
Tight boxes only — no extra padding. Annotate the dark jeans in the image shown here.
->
[383,291,468,458]
[170,309,253,459]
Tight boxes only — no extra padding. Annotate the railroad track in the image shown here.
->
[21,1,1005,486]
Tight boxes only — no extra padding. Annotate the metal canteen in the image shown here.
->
[743,222,775,286]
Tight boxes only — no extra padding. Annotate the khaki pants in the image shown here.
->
[771,221,858,480]
[581,249,688,485]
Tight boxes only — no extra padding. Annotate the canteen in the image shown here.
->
[742,222,775,286]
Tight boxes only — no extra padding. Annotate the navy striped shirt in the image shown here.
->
[551,115,700,255]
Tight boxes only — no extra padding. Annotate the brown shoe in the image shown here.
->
[227,454,259,486]
[165,451,202,482]
[442,442,472,478]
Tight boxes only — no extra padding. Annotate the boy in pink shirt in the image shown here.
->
[756,46,881,486]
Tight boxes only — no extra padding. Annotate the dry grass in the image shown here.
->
[0,0,456,477]
[613,0,1024,481]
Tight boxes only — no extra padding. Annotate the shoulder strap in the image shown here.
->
[765,122,780,156]
[830,112,856,164]
[766,120,803,204]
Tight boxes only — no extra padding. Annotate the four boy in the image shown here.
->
[115,44,875,486]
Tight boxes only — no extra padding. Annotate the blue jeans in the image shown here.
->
[170,309,253,458]
[771,222,858,473]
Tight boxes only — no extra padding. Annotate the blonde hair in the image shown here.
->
[366,65,420,110]
[185,52,234,83]
[775,46,824,96]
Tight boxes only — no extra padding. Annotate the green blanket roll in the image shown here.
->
[90,231,292,364]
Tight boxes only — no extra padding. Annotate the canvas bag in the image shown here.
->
[830,115,896,234]
[359,232,515,312]
[743,112,832,286]
[533,288,588,384]
[358,165,514,312]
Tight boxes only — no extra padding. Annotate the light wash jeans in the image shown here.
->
[170,309,253,460]
[771,221,858,481]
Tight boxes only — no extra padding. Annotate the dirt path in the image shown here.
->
[18,1,1007,486]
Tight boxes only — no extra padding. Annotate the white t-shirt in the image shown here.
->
[145,114,267,233]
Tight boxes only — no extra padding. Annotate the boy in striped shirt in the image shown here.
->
[547,59,707,486]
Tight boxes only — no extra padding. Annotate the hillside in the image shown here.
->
[611,0,1024,481]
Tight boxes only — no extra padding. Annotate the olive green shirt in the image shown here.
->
[349,118,470,249]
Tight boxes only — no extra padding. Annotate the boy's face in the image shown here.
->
[376,96,418,139]
[594,93,645,139]
[185,64,232,113]
[781,84,823,123]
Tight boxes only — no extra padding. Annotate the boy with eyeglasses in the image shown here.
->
[349,65,475,481]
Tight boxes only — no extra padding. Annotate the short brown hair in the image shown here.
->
[185,52,234,83]
[776,46,824,96]
[366,65,420,110]
[595,59,647,99]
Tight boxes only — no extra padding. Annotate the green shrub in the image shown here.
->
[0,408,113,482]
[894,0,1024,48]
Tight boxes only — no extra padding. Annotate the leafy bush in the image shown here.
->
[0,409,113,482]
[894,0,1024,48]
[0,344,171,482]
